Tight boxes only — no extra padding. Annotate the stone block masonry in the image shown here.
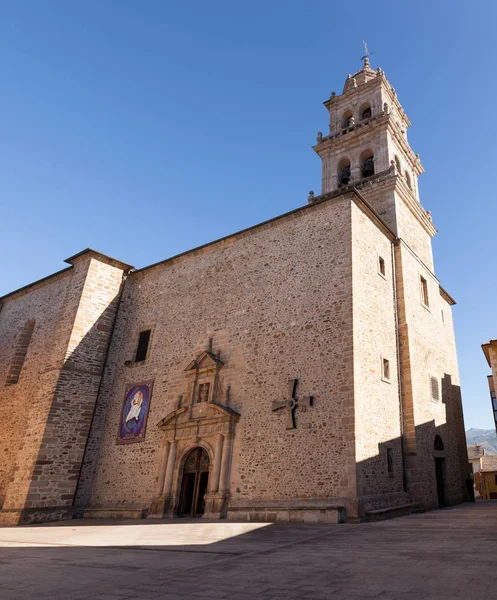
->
[0,251,131,525]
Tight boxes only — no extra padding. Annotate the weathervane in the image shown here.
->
[361,41,373,68]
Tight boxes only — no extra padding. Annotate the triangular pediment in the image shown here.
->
[184,351,224,372]
[157,402,240,429]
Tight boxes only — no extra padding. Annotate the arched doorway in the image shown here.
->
[434,435,446,508]
[178,447,210,517]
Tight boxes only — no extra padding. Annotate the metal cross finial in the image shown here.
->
[272,379,313,430]
[361,41,373,68]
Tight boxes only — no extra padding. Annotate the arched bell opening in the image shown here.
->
[359,103,372,121]
[360,150,375,178]
[337,157,352,187]
[342,109,354,129]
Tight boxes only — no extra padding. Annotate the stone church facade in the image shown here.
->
[0,57,469,526]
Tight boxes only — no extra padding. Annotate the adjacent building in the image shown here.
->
[481,340,497,433]
[474,455,497,500]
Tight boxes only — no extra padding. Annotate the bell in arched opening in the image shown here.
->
[361,106,372,120]
[339,164,351,186]
[362,155,375,178]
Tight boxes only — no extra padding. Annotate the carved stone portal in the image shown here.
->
[148,349,240,519]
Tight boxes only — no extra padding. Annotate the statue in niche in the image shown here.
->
[197,382,210,403]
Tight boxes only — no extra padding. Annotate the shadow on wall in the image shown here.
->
[356,373,469,516]
[0,285,123,524]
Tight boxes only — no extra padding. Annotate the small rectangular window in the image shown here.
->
[420,276,429,307]
[387,448,394,474]
[378,256,386,277]
[441,310,445,324]
[135,329,151,362]
[382,358,390,382]
[430,376,440,402]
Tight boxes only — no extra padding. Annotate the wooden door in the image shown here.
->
[178,448,210,517]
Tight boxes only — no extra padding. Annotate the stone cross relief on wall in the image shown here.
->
[272,378,313,430]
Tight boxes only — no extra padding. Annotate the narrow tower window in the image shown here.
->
[378,256,386,277]
[387,448,394,474]
[420,276,429,307]
[395,155,401,173]
[135,329,151,362]
[434,435,444,451]
[382,357,391,382]
[6,320,35,385]
[405,171,412,189]
[430,376,440,402]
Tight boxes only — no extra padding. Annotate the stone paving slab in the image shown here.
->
[0,502,496,599]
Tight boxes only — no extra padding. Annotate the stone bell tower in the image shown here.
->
[312,50,468,510]
[312,50,436,269]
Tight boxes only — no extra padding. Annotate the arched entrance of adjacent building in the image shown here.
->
[178,447,210,517]
[434,435,446,508]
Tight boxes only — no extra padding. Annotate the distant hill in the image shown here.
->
[466,428,497,454]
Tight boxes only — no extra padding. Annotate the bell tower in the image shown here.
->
[312,49,436,268]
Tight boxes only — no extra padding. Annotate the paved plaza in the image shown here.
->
[0,502,496,600]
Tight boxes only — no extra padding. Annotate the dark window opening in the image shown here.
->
[135,329,151,362]
[387,448,394,474]
[378,256,386,276]
[434,435,444,451]
[382,358,390,381]
[420,276,429,307]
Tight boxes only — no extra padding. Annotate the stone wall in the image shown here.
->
[0,253,127,524]
[351,200,407,516]
[77,195,360,518]
[396,238,467,509]
[0,270,73,511]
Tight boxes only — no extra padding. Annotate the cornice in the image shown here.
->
[394,175,437,237]
[313,113,389,155]
[387,121,424,175]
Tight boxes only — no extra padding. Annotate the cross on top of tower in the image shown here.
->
[361,41,373,69]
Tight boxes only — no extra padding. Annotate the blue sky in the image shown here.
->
[2,1,496,429]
